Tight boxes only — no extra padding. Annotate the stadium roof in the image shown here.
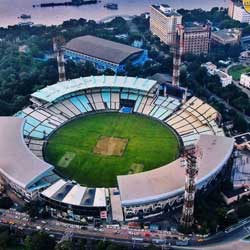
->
[118,134,234,206]
[31,75,157,103]
[41,179,106,207]
[64,35,143,65]
[0,117,54,189]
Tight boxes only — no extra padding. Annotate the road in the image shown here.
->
[208,90,250,123]
[232,81,250,98]
[0,209,250,249]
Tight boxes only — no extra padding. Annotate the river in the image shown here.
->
[0,0,228,28]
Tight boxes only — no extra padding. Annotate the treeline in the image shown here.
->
[0,15,171,116]
[181,50,250,133]
[0,228,159,250]
[179,7,249,31]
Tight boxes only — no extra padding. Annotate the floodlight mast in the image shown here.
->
[180,145,202,230]
[53,36,66,82]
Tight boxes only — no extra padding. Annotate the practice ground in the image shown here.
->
[228,65,250,81]
[45,113,179,187]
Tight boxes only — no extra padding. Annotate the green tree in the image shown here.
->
[24,232,56,250]
[0,230,10,250]
[237,203,250,219]
[55,240,73,250]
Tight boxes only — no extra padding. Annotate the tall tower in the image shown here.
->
[172,27,183,86]
[53,36,66,82]
[180,146,200,230]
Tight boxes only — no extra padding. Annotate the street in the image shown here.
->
[0,209,250,249]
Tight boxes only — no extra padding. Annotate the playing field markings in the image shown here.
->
[93,136,128,156]
[128,163,144,174]
[58,152,76,168]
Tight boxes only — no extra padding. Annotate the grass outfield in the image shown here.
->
[45,113,180,187]
[228,65,250,81]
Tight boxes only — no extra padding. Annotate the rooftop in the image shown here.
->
[234,132,250,145]
[0,117,54,189]
[223,187,250,198]
[31,75,157,103]
[212,28,241,41]
[64,35,143,65]
[183,24,211,33]
[216,70,231,79]
[151,4,181,17]
[41,180,106,207]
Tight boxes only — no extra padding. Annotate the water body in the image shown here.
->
[0,0,228,27]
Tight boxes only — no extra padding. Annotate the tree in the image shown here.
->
[237,203,250,219]
[0,230,10,250]
[233,114,249,132]
[24,200,40,218]
[55,240,73,250]
[145,244,159,250]
[0,196,13,209]
[24,232,56,250]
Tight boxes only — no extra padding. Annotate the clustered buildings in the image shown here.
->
[201,62,233,87]
[150,4,211,55]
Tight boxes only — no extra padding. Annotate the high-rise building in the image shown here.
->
[228,0,235,18]
[228,0,250,23]
[177,24,211,55]
[150,4,182,45]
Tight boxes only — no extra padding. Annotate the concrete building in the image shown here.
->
[228,0,250,24]
[177,24,211,55]
[221,187,250,205]
[216,70,233,87]
[150,4,182,45]
[241,35,250,49]
[202,62,232,87]
[235,132,250,151]
[232,150,250,188]
[201,62,217,75]
[211,28,242,45]
[63,35,148,73]
[240,72,250,89]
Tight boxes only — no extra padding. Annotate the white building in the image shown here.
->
[216,70,233,87]
[240,72,250,89]
[150,4,182,45]
[228,0,250,23]
[201,62,217,75]
[202,62,232,87]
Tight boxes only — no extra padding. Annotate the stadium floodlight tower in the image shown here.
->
[53,36,66,82]
[172,27,183,87]
[180,145,202,230]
